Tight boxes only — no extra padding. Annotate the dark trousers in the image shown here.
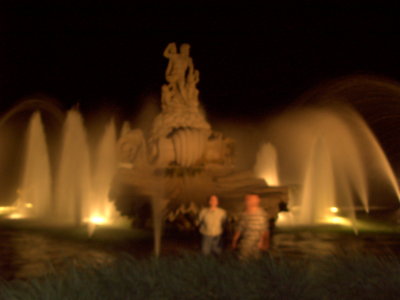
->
[201,234,222,255]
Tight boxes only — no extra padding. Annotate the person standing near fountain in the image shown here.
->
[197,195,227,255]
[232,194,269,259]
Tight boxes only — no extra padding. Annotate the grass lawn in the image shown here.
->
[1,252,400,300]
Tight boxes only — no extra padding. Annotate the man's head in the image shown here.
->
[180,43,191,56]
[208,195,219,208]
[245,194,261,209]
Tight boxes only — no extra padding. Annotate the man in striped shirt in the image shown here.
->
[232,194,269,259]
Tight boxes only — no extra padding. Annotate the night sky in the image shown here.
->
[1,2,400,122]
[1,3,400,158]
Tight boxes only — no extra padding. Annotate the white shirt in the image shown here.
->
[198,207,227,236]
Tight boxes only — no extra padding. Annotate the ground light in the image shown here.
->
[0,206,17,215]
[323,216,352,226]
[84,215,109,237]
[8,212,24,219]
[330,206,339,213]
[276,207,352,227]
[87,216,108,225]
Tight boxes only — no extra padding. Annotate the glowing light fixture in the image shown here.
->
[330,207,339,213]
[89,216,107,225]
[0,206,17,216]
[25,203,33,208]
[276,211,294,226]
[0,206,16,213]
[324,216,351,226]
[8,213,23,219]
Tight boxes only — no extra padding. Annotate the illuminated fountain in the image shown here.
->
[18,111,51,218]
[4,108,121,230]
[0,43,286,249]
[257,105,400,230]
[55,110,92,224]
[299,138,338,225]
[254,143,279,186]
[91,119,118,221]
[0,42,287,254]
[110,43,287,255]
[2,42,399,257]
[0,105,120,234]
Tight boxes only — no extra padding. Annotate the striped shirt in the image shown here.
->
[236,208,268,240]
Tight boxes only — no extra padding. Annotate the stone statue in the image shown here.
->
[161,84,175,111]
[164,43,194,96]
[151,43,211,146]
[162,42,201,109]
[186,69,200,107]
[117,129,148,169]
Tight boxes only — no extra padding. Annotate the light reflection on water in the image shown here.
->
[271,230,400,258]
[0,230,115,280]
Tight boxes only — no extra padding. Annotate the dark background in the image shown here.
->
[1,2,400,122]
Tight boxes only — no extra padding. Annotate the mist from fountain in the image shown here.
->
[299,138,342,225]
[92,119,118,222]
[257,104,399,228]
[55,109,91,225]
[5,105,125,230]
[254,143,279,186]
[19,111,51,217]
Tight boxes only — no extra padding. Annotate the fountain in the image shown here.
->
[299,138,338,225]
[1,42,398,257]
[7,108,124,232]
[92,119,118,221]
[110,43,289,254]
[18,111,51,218]
[2,43,287,248]
[258,105,400,229]
[55,109,92,225]
[254,143,279,186]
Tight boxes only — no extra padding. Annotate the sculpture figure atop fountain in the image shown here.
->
[150,43,212,168]
[117,42,234,171]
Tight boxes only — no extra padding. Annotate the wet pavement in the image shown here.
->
[1,219,400,280]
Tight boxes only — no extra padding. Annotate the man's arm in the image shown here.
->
[231,230,241,249]
[196,209,204,227]
[232,213,243,249]
[258,230,270,250]
[258,211,270,250]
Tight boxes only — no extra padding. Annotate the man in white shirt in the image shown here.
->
[197,195,227,255]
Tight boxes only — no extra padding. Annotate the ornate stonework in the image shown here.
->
[112,43,288,225]
[119,42,233,169]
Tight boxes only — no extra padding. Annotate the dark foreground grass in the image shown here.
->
[1,253,400,300]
